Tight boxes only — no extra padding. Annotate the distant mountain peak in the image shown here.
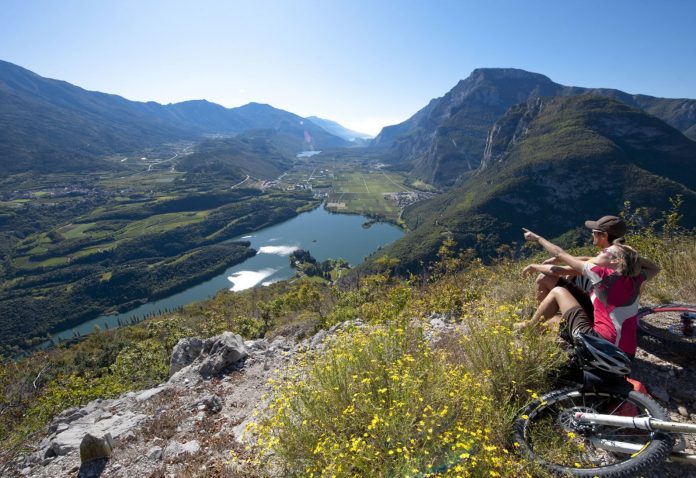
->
[0,60,347,173]
[468,67,553,81]
[378,92,696,272]
[372,67,696,187]
[306,116,372,142]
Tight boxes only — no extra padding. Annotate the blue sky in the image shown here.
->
[2,0,695,135]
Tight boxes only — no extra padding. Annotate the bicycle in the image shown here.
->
[513,333,696,477]
[637,303,696,355]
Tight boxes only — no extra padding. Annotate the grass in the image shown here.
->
[246,320,559,477]
[16,210,210,267]
[14,255,70,269]
[116,211,209,238]
[2,217,693,477]
[58,222,97,239]
[71,243,118,258]
[407,179,437,192]
[326,171,411,221]
[243,262,564,477]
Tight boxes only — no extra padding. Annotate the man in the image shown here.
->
[534,215,627,315]
[521,228,659,357]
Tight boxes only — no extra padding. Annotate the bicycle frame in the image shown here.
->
[575,412,696,464]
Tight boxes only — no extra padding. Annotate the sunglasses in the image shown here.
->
[601,247,617,258]
[592,230,606,236]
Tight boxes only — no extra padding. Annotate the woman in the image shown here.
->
[519,228,660,357]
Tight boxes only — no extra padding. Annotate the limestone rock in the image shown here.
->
[198,332,248,377]
[39,410,146,461]
[309,330,327,349]
[146,446,163,461]
[79,432,114,463]
[164,439,200,459]
[169,337,204,377]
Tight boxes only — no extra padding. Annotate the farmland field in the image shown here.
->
[325,171,413,222]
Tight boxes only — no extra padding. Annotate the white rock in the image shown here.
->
[136,385,166,402]
[146,446,163,461]
[182,440,201,454]
[42,410,146,459]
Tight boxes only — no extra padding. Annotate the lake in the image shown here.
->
[50,206,403,341]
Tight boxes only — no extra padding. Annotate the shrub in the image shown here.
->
[245,317,562,477]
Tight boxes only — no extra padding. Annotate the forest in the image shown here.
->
[0,165,319,357]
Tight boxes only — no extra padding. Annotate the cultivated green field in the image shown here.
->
[325,171,413,222]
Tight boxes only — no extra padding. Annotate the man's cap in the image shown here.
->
[584,215,627,238]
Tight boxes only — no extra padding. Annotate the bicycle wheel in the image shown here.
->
[637,304,696,355]
[513,387,673,477]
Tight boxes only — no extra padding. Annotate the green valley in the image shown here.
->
[0,143,422,357]
[0,142,322,356]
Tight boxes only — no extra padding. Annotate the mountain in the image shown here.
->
[0,60,191,173]
[375,95,696,271]
[176,135,293,180]
[372,68,696,187]
[306,116,372,142]
[0,60,346,173]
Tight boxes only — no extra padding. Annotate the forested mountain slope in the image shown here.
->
[0,60,345,173]
[372,68,696,187]
[379,95,696,271]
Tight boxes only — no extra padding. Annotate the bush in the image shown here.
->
[245,317,562,477]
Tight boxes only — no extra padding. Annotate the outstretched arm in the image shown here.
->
[522,228,587,275]
[522,263,577,277]
[543,255,592,265]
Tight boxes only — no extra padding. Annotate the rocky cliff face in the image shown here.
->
[481,98,545,170]
[373,68,696,188]
[378,95,696,272]
[374,69,563,185]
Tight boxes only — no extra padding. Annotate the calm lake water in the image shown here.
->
[50,206,403,342]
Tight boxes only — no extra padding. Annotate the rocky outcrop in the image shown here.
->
[168,337,204,377]
[12,318,695,478]
[79,433,113,463]
[13,327,321,477]
[480,98,544,170]
[28,402,146,466]
[169,332,249,384]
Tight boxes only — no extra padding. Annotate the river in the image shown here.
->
[50,206,403,342]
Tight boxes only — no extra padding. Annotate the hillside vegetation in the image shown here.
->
[0,60,346,173]
[1,210,694,476]
[378,95,696,272]
[372,68,696,187]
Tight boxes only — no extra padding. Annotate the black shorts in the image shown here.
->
[557,276,594,319]
[559,306,598,345]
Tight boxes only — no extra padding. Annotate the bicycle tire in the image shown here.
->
[637,304,696,355]
[513,387,674,477]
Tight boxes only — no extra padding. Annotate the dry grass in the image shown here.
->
[141,409,183,441]
[641,235,696,304]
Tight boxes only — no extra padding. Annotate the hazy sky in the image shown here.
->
[2,0,695,135]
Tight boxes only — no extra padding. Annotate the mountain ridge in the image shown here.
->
[0,60,347,173]
[374,94,696,271]
[372,68,696,187]
[306,116,372,142]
